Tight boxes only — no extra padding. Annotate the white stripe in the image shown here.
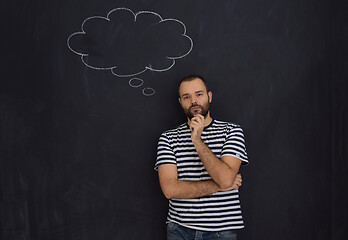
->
[170,200,241,208]
[178,172,208,177]
[204,138,225,143]
[178,177,212,181]
[169,217,244,227]
[177,162,203,167]
[172,195,239,202]
[178,166,205,172]
[169,213,243,222]
[156,155,176,161]
[157,150,175,155]
[176,156,200,161]
[207,143,224,148]
[176,151,200,156]
[169,209,242,217]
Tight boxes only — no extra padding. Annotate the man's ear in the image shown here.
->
[208,91,213,103]
[178,97,181,104]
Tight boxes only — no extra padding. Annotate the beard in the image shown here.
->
[182,102,210,120]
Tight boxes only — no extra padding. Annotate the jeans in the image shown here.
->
[167,222,237,240]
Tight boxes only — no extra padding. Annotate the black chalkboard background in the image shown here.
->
[1,0,347,239]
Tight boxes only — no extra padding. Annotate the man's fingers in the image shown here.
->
[194,114,204,121]
[233,173,243,187]
[190,117,199,125]
[192,120,202,125]
[190,118,203,129]
[234,180,242,187]
[192,114,204,122]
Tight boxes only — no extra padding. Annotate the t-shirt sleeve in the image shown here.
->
[154,132,177,171]
[221,125,249,165]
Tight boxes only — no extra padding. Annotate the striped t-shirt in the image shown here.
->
[155,119,248,231]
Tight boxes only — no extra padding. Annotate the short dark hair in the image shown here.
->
[178,75,209,97]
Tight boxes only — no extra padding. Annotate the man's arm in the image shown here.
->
[190,115,242,189]
[193,140,241,189]
[158,164,242,199]
[158,164,219,199]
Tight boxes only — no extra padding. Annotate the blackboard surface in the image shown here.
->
[1,0,347,239]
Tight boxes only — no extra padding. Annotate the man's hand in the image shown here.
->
[220,173,242,191]
[190,114,205,142]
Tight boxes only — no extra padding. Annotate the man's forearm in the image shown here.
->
[193,139,236,188]
[162,179,220,199]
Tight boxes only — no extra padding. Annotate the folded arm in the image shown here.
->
[193,139,242,189]
[158,164,242,199]
[190,115,242,189]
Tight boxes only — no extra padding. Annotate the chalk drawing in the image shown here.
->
[67,7,193,96]
[129,78,144,88]
[142,88,156,96]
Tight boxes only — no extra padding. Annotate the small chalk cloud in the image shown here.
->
[67,7,193,96]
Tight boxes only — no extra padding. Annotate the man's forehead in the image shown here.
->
[179,79,207,94]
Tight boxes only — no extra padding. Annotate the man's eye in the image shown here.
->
[183,96,189,100]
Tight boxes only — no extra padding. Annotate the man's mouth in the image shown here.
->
[190,106,202,111]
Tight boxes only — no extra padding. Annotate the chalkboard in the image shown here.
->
[1,0,347,239]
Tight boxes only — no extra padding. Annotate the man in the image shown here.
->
[155,75,248,239]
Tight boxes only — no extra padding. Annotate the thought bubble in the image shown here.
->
[129,78,144,88]
[128,78,155,96]
[67,7,193,96]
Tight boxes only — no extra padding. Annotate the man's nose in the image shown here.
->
[191,96,197,104]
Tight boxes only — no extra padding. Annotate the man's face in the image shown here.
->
[178,78,212,119]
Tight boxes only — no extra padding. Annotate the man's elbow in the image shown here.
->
[219,182,233,190]
[217,169,239,189]
[218,177,234,189]
[160,182,177,199]
[161,188,174,199]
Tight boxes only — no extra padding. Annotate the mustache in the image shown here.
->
[188,104,203,111]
